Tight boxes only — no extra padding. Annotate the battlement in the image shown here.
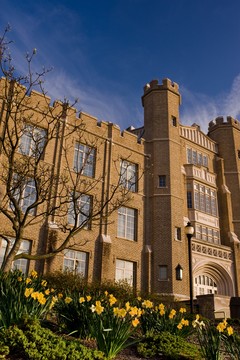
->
[208,116,240,132]
[143,78,180,95]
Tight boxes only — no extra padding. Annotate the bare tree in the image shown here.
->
[0,27,138,272]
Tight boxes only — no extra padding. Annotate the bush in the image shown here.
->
[0,270,56,329]
[45,271,135,302]
[1,320,104,360]
[137,331,201,359]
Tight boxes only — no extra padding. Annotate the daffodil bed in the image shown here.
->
[0,270,239,360]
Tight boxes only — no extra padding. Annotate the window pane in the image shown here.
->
[19,125,46,158]
[74,143,95,177]
[159,265,168,280]
[117,207,136,240]
[63,249,88,277]
[115,259,134,286]
[120,160,137,192]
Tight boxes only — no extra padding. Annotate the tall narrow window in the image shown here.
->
[73,143,96,177]
[19,125,47,158]
[172,116,177,127]
[63,249,88,277]
[115,259,135,286]
[120,160,138,192]
[175,227,181,241]
[117,207,137,241]
[68,193,92,229]
[159,175,166,188]
[11,176,37,215]
[158,265,168,280]
[187,191,192,208]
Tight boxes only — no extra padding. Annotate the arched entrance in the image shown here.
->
[193,261,234,297]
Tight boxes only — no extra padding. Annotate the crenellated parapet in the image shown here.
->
[208,116,240,132]
[142,78,181,105]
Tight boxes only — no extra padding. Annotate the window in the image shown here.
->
[187,191,192,208]
[159,175,166,188]
[159,265,168,281]
[186,148,208,168]
[0,238,31,274]
[19,124,47,158]
[73,143,96,177]
[195,275,217,296]
[11,176,37,215]
[175,227,181,241]
[115,259,135,286]
[63,249,88,277]
[194,224,220,244]
[117,207,137,240]
[193,183,218,216]
[68,193,91,229]
[120,160,138,192]
[172,116,177,127]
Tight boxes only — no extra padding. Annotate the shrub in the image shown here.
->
[45,271,135,302]
[137,331,201,359]
[0,270,56,329]
[1,320,104,360]
[140,300,193,338]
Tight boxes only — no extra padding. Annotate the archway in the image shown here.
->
[193,261,234,297]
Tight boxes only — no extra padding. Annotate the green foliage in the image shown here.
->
[192,316,235,360]
[1,320,104,360]
[222,332,240,359]
[54,291,93,338]
[137,331,201,359]
[89,297,140,359]
[140,300,193,338]
[0,270,55,329]
[45,271,135,301]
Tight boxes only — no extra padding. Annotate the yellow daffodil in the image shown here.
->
[132,318,140,327]
[169,309,176,319]
[142,299,153,309]
[17,276,22,282]
[125,302,130,311]
[179,307,186,313]
[65,296,72,304]
[227,326,234,336]
[26,278,31,284]
[41,280,47,287]
[86,295,92,302]
[45,289,50,295]
[24,287,34,297]
[177,323,183,330]
[79,297,85,303]
[109,294,117,306]
[95,300,104,315]
[58,293,63,298]
[31,270,38,278]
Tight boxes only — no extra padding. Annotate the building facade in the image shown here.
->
[1,77,240,305]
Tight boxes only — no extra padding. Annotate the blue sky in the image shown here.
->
[1,0,240,133]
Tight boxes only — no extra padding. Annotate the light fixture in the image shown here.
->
[176,264,183,281]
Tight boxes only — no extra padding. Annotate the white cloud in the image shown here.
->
[180,73,240,133]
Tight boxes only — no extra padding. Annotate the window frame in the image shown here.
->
[19,124,47,159]
[158,175,167,188]
[117,206,137,241]
[115,258,135,287]
[63,249,88,277]
[120,160,138,192]
[158,265,168,281]
[68,193,92,229]
[73,142,96,178]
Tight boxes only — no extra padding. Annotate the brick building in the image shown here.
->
[1,77,240,310]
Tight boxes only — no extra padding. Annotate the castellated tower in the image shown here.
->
[208,116,240,295]
[142,79,189,298]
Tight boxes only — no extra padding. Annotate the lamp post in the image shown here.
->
[185,221,194,314]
